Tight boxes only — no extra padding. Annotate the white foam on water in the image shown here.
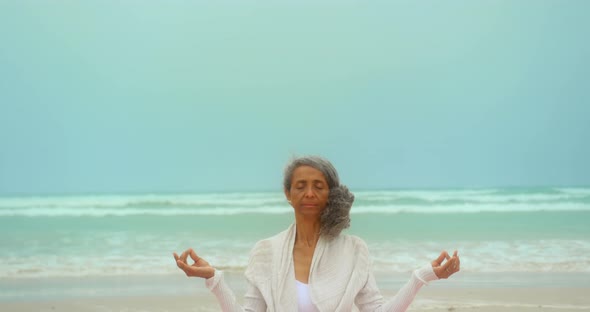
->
[1,189,588,279]
[358,189,590,204]
[0,192,285,209]
[1,188,589,216]
[2,239,588,279]
[367,239,590,273]
[351,202,590,214]
[0,250,252,279]
[1,201,589,217]
[0,206,294,216]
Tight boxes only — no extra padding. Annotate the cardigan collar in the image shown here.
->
[275,222,327,311]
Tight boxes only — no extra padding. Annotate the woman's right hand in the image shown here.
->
[431,250,460,279]
[173,248,215,279]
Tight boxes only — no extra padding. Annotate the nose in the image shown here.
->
[304,186,315,198]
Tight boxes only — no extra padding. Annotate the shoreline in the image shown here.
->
[2,272,590,311]
[1,288,589,311]
[3,271,590,298]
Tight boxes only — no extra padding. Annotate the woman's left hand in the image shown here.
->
[431,250,460,279]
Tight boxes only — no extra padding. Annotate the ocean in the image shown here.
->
[1,187,589,300]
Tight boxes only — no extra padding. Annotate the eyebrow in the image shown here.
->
[294,179,326,184]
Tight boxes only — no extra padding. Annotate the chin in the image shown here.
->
[297,208,324,217]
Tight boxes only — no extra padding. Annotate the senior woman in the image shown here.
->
[173,156,460,311]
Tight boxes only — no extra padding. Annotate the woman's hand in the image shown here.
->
[431,250,460,279]
[173,248,215,279]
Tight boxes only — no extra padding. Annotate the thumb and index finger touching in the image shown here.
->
[433,250,450,265]
[173,248,198,262]
[189,249,204,263]
[433,250,461,267]
[173,248,216,279]
[173,248,207,268]
[173,249,194,270]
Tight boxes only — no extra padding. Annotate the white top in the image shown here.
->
[205,223,439,311]
[295,280,319,312]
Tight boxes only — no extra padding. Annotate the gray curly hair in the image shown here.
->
[283,156,355,240]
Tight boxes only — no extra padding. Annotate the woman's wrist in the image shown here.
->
[205,268,216,279]
[415,263,439,284]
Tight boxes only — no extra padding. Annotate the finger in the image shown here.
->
[177,260,212,278]
[176,260,192,275]
[434,251,449,265]
[452,251,460,269]
[176,259,187,270]
[180,249,191,264]
[441,257,454,270]
[449,257,460,272]
[189,249,201,262]
[173,252,179,261]
[440,264,454,279]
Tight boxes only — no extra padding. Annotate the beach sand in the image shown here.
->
[2,272,589,311]
[1,287,589,311]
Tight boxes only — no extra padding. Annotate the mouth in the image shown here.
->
[301,203,318,208]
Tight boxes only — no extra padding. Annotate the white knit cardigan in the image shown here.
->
[205,223,439,311]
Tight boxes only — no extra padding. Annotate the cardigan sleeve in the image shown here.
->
[353,238,439,312]
[204,239,273,312]
[355,264,438,312]
[205,270,267,312]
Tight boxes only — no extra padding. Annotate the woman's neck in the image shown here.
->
[295,217,321,248]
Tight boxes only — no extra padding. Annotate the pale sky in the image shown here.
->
[1,0,589,195]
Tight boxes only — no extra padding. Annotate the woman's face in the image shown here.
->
[285,165,330,218]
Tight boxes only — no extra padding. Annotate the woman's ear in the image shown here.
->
[284,188,291,203]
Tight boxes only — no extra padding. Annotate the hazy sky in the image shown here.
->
[1,0,589,195]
